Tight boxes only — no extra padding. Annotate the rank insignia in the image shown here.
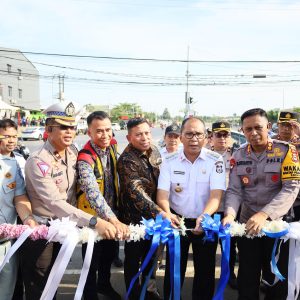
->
[7,181,16,189]
[241,176,249,185]
[175,184,182,193]
[5,172,12,179]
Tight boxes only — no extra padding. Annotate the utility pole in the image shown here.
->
[184,46,192,118]
[58,75,65,102]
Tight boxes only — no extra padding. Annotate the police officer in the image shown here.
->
[211,120,238,289]
[273,111,300,220]
[223,108,300,300]
[159,124,182,159]
[19,102,118,300]
[157,117,226,300]
[0,134,36,300]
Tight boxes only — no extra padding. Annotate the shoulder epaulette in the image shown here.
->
[206,149,221,161]
[165,151,179,161]
[272,139,290,146]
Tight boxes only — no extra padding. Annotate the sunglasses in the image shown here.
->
[50,125,77,131]
[215,132,230,138]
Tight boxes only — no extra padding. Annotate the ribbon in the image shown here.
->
[74,228,95,300]
[201,214,231,300]
[262,227,289,282]
[126,214,180,300]
[41,219,80,300]
[0,227,34,272]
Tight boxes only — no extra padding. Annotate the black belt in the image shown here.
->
[0,239,9,245]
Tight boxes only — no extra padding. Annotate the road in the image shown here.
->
[21,127,243,300]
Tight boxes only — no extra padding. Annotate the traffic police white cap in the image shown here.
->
[43,101,78,126]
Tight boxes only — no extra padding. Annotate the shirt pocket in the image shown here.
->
[170,173,187,194]
[236,165,255,187]
[264,164,281,187]
[196,171,210,195]
[2,179,16,194]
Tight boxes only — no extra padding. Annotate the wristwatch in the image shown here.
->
[89,216,97,229]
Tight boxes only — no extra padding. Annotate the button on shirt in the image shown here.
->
[0,154,25,225]
[158,148,226,218]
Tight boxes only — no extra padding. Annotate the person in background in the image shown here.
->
[19,102,119,300]
[117,118,165,300]
[223,108,300,300]
[211,120,238,289]
[77,111,128,300]
[157,117,226,300]
[0,129,37,300]
[159,124,182,159]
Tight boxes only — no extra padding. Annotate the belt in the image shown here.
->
[0,239,10,245]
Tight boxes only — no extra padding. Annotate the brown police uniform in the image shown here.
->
[225,140,300,300]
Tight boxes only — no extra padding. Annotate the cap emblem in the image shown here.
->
[65,102,75,117]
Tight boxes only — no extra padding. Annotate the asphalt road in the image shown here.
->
[20,127,244,300]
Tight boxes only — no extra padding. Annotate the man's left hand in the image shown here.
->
[245,211,268,235]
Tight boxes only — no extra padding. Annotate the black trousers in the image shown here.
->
[237,236,289,300]
[81,240,118,300]
[124,239,157,300]
[164,219,218,300]
[19,239,61,300]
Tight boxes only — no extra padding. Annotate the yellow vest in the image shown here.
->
[77,141,119,215]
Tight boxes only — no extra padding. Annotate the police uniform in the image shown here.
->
[159,124,182,160]
[273,111,300,220]
[225,140,300,300]
[0,154,26,300]
[19,102,92,300]
[158,148,226,300]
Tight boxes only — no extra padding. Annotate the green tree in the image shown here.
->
[161,108,171,120]
[110,102,142,122]
[267,109,280,124]
[144,112,156,123]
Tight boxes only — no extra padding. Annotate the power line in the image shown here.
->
[2,49,300,63]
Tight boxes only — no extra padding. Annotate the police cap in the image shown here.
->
[212,121,231,132]
[277,111,300,123]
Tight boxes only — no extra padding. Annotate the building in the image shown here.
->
[0,47,40,110]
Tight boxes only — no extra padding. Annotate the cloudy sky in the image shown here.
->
[2,0,300,117]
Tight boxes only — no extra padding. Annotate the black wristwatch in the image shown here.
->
[89,216,97,229]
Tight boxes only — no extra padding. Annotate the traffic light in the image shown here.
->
[189,97,193,104]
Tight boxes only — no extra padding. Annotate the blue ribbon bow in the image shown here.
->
[201,214,231,300]
[262,227,289,281]
[126,214,180,300]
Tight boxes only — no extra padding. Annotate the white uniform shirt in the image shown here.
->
[159,144,183,160]
[158,148,226,218]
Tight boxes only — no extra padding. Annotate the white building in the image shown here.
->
[0,47,40,110]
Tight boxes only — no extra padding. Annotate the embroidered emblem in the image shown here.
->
[7,181,16,189]
[246,167,252,174]
[5,172,12,179]
[215,162,223,174]
[175,184,183,193]
[37,162,50,177]
[241,176,249,185]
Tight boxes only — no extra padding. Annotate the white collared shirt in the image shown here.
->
[158,148,226,218]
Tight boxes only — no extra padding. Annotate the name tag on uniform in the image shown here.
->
[173,171,185,175]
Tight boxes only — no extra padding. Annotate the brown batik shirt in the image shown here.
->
[117,143,163,225]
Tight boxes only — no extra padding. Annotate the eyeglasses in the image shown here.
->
[215,132,230,138]
[50,125,77,131]
[183,132,205,140]
[0,135,18,139]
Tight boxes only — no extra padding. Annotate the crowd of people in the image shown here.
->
[0,101,300,300]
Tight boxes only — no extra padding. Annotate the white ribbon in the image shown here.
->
[74,228,95,300]
[41,218,80,300]
[285,222,300,300]
[0,227,34,272]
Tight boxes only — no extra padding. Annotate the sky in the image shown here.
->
[2,0,300,117]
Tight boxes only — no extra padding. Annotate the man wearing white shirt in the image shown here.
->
[157,117,226,300]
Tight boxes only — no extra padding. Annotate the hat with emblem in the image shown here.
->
[212,121,231,132]
[165,124,181,136]
[277,111,299,123]
[43,101,78,126]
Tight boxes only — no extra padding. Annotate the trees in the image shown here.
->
[161,108,171,120]
[110,103,142,121]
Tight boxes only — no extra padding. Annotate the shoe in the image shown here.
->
[228,274,238,290]
[98,285,122,300]
[145,290,163,300]
[113,257,123,268]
